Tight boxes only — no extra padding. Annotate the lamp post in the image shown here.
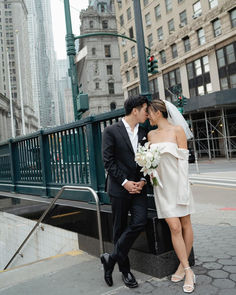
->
[133,0,151,100]
[15,30,26,135]
[6,48,15,138]
[63,0,78,121]
[63,0,152,119]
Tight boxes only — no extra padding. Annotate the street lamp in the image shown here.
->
[63,0,152,119]
[15,29,26,135]
[6,48,15,138]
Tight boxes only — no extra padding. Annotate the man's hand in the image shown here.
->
[136,180,146,192]
[124,181,145,194]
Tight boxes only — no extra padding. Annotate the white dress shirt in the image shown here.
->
[121,118,146,187]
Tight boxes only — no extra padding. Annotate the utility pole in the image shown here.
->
[64,0,78,121]
[133,0,151,101]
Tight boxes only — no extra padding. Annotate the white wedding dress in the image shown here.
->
[151,142,195,219]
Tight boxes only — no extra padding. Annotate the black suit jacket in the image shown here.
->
[102,120,147,198]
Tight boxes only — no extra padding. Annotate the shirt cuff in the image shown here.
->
[122,179,128,186]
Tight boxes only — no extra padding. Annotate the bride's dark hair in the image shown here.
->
[148,99,168,118]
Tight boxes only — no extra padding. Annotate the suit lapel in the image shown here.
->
[117,120,134,155]
[138,126,146,144]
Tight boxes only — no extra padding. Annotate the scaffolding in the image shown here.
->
[187,107,236,160]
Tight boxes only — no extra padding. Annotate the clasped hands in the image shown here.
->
[124,180,145,194]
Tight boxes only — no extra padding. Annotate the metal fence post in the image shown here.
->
[9,139,17,191]
[39,130,51,196]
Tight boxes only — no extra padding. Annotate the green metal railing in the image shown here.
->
[0,109,125,204]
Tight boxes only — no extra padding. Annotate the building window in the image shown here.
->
[216,42,236,89]
[92,48,96,55]
[187,56,211,96]
[131,46,136,58]
[197,28,206,45]
[163,68,181,101]
[178,0,184,3]
[102,20,108,29]
[155,4,161,20]
[133,66,138,78]
[229,8,236,28]
[95,82,99,89]
[179,10,187,26]
[160,50,166,64]
[110,102,116,111]
[108,82,114,94]
[125,71,130,83]
[120,14,124,26]
[212,19,221,37]
[147,33,153,48]
[168,19,175,34]
[216,48,225,68]
[127,7,131,21]
[226,44,236,64]
[183,36,191,52]
[209,0,218,9]
[157,27,163,41]
[193,1,202,18]
[145,12,151,26]
[165,0,172,13]
[128,86,139,97]
[149,78,159,99]
[89,20,93,28]
[143,0,149,7]
[171,44,178,58]
[104,45,111,57]
[129,27,134,39]
[123,51,128,63]
[107,65,113,75]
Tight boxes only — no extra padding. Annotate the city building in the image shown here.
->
[25,0,60,128]
[114,0,236,159]
[0,0,38,138]
[0,92,10,141]
[57,59,73,124]
[76,0,124,115]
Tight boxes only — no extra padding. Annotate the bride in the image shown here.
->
[147,99,196,293]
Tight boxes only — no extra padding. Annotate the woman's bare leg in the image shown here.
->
[174,215,194,275]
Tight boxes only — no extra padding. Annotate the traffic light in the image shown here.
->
[176,95,188,114]
[147,55,158,74]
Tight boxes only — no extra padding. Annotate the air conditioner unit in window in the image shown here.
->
[146,21,151,26]
[179,22,186,28]
[159,36,163,41]
[215,29,221,36]
[192,12,202,19]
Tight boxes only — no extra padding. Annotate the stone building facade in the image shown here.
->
[0,0,38,139]
[76,0,124,115]
[114,0,236,159]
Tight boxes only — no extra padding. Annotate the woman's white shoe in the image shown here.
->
[183,267,196,293]
[171,272,185,282]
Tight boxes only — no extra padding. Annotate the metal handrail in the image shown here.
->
[4,186,104,270]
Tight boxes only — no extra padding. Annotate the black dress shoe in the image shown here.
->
[100,253,115,287]
[122,272,138,288]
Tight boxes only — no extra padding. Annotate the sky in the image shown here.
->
[51,0,89,60]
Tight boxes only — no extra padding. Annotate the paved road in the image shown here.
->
[0,182,236,294]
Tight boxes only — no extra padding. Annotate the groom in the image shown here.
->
[101,95,148,288]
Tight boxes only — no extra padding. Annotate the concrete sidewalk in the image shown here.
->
[0,223,236,295]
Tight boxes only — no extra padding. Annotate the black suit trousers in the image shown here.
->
[110,194,147,274]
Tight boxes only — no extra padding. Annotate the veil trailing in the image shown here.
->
[164,100,193,140]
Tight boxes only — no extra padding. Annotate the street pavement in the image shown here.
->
[0,159,235,294]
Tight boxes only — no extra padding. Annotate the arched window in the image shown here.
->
[110,102,116,111]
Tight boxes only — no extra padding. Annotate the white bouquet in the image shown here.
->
[135,142,161,186]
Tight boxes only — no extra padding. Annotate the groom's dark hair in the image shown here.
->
[124,95,148,115]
